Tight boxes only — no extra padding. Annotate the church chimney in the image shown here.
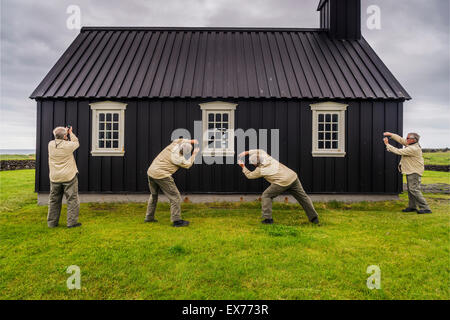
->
[318,0,361,40]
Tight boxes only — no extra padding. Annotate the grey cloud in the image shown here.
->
[0,0,448,148]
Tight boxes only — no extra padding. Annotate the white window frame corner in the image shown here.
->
[90,101,127,157]
[199,101,237,157]
[310,101,347,158]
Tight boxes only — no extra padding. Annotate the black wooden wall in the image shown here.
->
[35,98,403,194]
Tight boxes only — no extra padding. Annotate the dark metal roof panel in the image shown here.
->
[30,27,411,100]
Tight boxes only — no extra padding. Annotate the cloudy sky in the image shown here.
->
[1,0,449,149]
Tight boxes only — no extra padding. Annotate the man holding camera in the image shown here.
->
[47,126,81,228]
[237,149,320,225]
[384,132,431,214]
[146,139,200,227]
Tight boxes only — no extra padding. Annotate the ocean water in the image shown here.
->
[0,149,35,155]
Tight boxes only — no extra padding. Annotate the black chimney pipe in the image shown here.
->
[318,0,361,40]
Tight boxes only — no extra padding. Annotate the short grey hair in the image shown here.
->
[407,132,420,142]
[179,142,192,155]
[53,127,67,139]
[249,153,267,166]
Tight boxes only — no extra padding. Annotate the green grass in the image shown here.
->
[423,152,450,166]
[0,154,35,160]
[0,170,449,300]
[403,171,450,185]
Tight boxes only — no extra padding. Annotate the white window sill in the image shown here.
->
[312,151,346,158]
[91,151,125,157]
[202,150,235,157]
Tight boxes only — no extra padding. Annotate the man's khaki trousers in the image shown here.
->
[262,178,319,221]
[47,175,80,227]
[146,176,182,222]
[406,173,430,211]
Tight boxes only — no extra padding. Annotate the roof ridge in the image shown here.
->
[80,26,325,33]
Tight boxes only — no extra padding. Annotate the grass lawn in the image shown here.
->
[403,171,450,185]
[423,152,450,166]
[0,170,449,300]
[0,154,35,160]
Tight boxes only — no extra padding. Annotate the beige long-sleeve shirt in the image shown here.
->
[147,139,195,179]
[48,133,80,183]
[386,134,424,176]
[242,149,298,187]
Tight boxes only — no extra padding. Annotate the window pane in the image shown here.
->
[215,122,221,129]
[223,123,228,129]
[113,123,118,130]
[99,132,104,139]
[325,114,331,122]
[318,114,324,122]
[223,113,228,121]
[113,113,119,121]
[106,123,111,130]
[332,133,337,140]
[215,141,221,148]
[113,141,118,148]
[333,124,338,131]
[214,114,221,122]
[99,113,105,121]
[215,132,221,139]
[326,124,331,131]
[106,141,111,148]
[325,133,331,140]
[325,141,331,149]
[208,113,214,121]
[208,123,214,129]
[332,141,338,149]
[319,124,324,131]
[106,113,112,121]
[332,114,338,122]
[106,132,111,139]
[318,132,324,140]
[99,141,104,148]
[318,141,324,149]
[113,132,118,139]
[100,123,105,130]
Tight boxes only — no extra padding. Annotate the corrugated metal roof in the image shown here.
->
[30,27,411,100]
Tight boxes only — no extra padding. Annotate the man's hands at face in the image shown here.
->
[237,159,245,168]
[383,137,389,145]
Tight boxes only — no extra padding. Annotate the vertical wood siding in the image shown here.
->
[36,99,403,194]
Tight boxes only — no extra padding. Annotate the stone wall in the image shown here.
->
[0,160,35,171]
[424,165,450,172]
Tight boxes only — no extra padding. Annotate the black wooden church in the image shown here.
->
[31,0,410,198]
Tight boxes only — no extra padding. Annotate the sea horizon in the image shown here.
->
[0,149,36,155]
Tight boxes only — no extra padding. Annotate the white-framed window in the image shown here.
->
[311,101,347,157]
[199,101,237,156]
[90,101,127,157]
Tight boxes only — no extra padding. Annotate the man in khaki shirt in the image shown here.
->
[384,132,431,214]
[47,126,81,228]
[238,149,319,225]
[146,138,199,227]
